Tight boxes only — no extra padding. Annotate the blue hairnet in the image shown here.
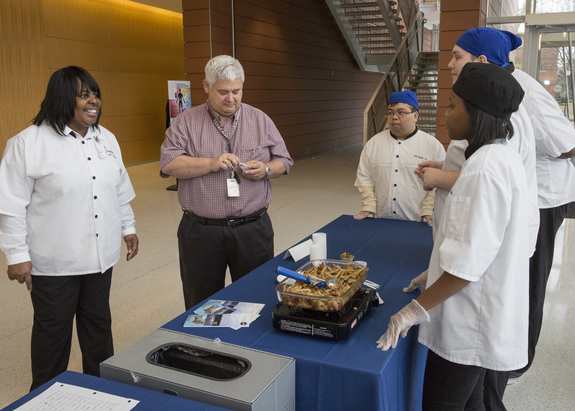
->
[456,27,522,69]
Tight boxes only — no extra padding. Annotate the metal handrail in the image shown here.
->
[363,11,425,144]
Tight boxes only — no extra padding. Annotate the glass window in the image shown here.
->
[487,0,575,17]
[487,0,525,18]
[537,31,575,122]
[486,23,525,70]
[534,0,575,13]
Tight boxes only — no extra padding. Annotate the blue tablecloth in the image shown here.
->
[1,371,232,411]
[162,215,433,411]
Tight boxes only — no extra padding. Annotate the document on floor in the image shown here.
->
[14,382,138,411]
[183,313,260,330]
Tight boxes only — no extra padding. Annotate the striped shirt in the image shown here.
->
[160,102,293,218]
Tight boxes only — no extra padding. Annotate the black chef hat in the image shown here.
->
[452,62,524,121]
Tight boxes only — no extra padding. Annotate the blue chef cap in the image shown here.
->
[456,27,522,69]
[389,90,418,111]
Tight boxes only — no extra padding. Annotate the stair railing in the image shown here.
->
[363,10,425,144]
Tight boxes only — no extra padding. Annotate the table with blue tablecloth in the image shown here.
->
[162,215,433,411]
[0,371,232,411]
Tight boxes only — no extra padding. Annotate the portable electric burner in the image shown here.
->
[272,288,379,341]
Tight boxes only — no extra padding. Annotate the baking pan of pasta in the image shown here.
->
[275,260,368,312]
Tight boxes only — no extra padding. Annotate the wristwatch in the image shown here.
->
[262,163,271,181]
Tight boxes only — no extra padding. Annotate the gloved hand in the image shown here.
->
[403,270,428,293]
[376,299,430,351]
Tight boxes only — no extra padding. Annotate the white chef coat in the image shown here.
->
[432,104,539,256]
[513,68,575,208]
[431,140,467,240]
[0,123,136,275]
[355,128,445,220]
[419,143,529,371]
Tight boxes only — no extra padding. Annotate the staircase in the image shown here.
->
[325,0,411,72]
[325,2,438,140]
[340,0,403,58]
[405,52,438,136]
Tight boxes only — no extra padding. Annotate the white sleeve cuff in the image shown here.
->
[6,251,31,266]
[122,226,137,237]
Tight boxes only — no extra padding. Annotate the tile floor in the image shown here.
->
[0,144,573,410]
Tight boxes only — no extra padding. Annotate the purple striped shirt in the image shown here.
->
[160,102,293,218]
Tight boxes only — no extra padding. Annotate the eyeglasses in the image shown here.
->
[387,110,416,118]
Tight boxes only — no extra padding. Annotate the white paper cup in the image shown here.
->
[310,244,323,266]
[312,232,327,259]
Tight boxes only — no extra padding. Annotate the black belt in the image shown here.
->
[183,207,267,228]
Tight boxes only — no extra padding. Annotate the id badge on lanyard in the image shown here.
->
[227,168,240,197]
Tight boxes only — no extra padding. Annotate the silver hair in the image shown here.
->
[204,55,245,87]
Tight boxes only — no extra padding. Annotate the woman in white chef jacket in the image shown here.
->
[0,66,139,390]
[376,63,530,410]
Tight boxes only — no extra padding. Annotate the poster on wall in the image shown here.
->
[168,80,191,123]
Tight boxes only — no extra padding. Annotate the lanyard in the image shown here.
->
[207,106,240,146]
[207,105,242,185]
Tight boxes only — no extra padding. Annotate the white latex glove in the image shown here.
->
[403,270,428,293]
[376,299,430,351]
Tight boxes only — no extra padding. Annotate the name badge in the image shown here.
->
[227,179,240,197]
[93,136,116,159]
[94,138,108,159]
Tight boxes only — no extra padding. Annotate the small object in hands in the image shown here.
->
[240,148,257,172]
[340,252,354,262]
[240,160,253,173]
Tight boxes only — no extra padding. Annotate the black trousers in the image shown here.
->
[29,268,114,391]
[482,370,510,411]
[423,349,486,411]
[517,204,568,374]
[483,204,568,411]
[177,210,274,311]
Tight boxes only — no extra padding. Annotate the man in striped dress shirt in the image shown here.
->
[161,55,293,310]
